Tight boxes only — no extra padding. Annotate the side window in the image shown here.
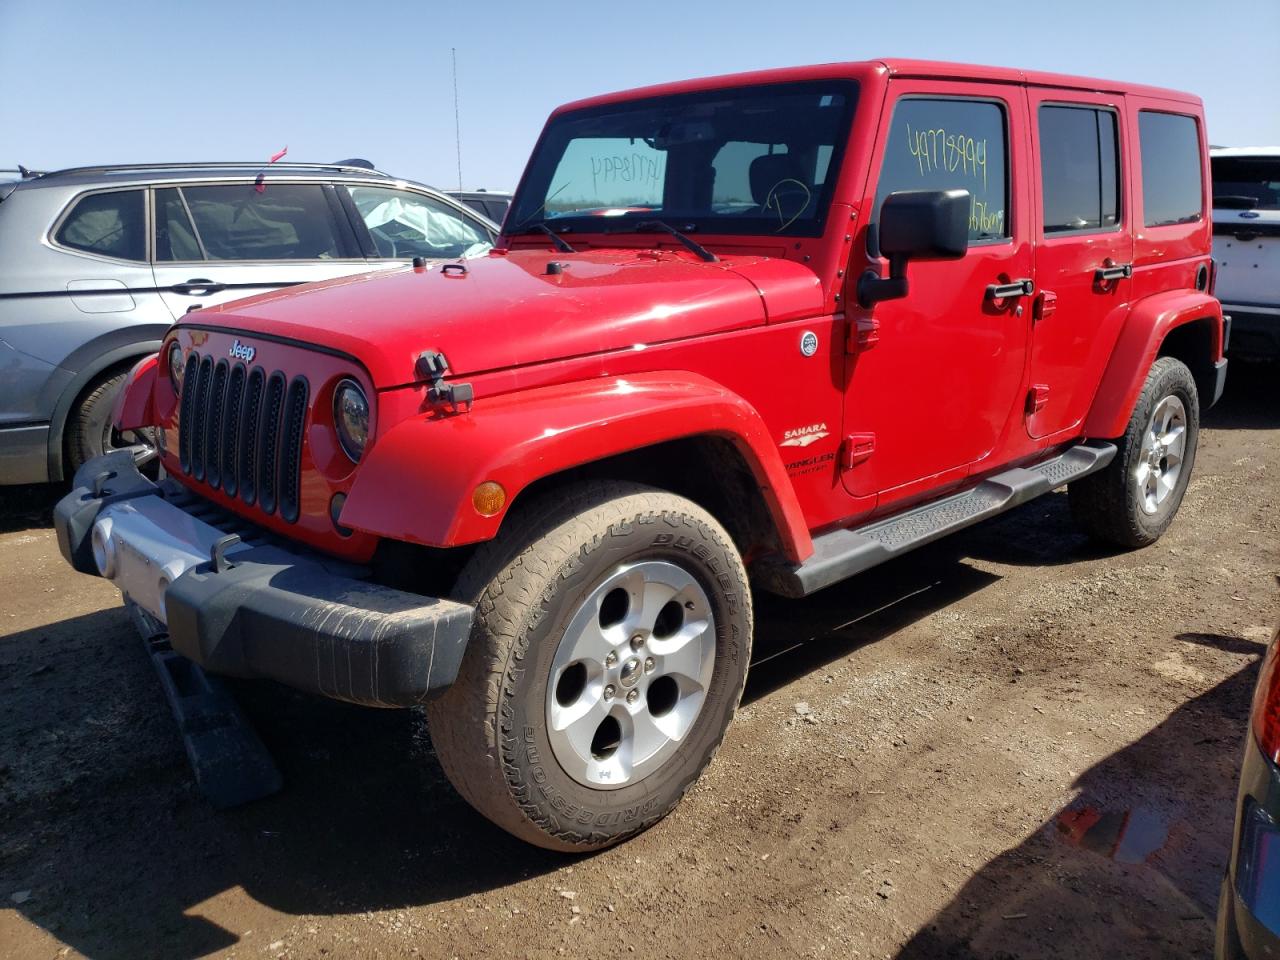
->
[1039,106,1121,233]
[874,98,1009,243]
[55,190,146,261]
[1138,111,1203,227]
[345,186,493,259]
[154,187,202,261]
[179,183,346,260]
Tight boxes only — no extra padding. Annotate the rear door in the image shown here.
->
[150,180,370,318]
[1025,89,1133,439]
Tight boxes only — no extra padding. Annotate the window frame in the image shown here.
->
[48,186,152,265]
[1137,109,1205,229]
[870,93,1015,250]
[1036,102,1124,238]
[147,179,368,265]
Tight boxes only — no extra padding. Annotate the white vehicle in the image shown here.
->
[1211,147,1280,359]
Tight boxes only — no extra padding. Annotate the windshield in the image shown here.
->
[509,80,858,238]
[1211,156,1280,210]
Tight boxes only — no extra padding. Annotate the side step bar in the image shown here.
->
[758,441,1117,598]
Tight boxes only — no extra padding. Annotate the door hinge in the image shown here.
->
[846,317,881,353]
[841,433,876,469]
[1027,384,1050,415]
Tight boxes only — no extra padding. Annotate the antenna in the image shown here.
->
[451,47,463,193]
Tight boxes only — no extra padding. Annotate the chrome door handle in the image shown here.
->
[171,278,226,296]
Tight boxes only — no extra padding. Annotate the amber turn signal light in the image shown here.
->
[472,481,506,517]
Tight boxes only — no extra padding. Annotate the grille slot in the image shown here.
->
[176,358,309,524]
[221,363,246,498]
[239,367,265,505]
[204,360,229,490]
[178,352,201,474]
[189,356,213,481]
[279,377,309,523]
[257,372,287,516]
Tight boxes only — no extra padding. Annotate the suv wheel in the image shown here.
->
[426,481,752,851]
[65,369,157,478]
[1069,356,1200,547]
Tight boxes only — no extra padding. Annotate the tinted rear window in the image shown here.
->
[1211,156,1280,210]
[55,190,146,261]
[1138,112,1204,227]
[1039,105,1120,234]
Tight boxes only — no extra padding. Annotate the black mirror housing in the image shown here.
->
[858,189,971,307]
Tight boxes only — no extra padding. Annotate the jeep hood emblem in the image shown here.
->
[229,339,257,363]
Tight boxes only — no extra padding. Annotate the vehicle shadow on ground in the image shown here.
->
[0,534,1014,960]
[896,633,1265,960]
[1204,361,1279,431]
[0,482,61,533]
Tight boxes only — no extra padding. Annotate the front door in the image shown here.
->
[843,83,1033,505]
[149,181,371,319]
[1025,90,1133,439]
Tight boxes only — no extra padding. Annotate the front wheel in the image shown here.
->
[1069,356,1200,547]
[426,481,752,851]
[65,369,157,478]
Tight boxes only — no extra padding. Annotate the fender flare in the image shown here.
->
[1083,290,1223,440]
[44,325,169,480]
[342,371,814,562]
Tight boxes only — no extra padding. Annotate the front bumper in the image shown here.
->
[55,451,474,707]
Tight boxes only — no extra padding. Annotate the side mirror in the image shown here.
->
[857,189,970,307]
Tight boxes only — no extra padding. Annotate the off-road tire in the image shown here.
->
[1069,356,1200,547]
[425,481,752,852]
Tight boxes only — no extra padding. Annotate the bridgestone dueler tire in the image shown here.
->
[1069,356,1200,548]
[425,481,752,852]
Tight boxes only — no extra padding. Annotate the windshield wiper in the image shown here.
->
[634,220,717,262]
[508,222,576,253]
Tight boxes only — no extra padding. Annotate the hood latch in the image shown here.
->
[416,350,474,415]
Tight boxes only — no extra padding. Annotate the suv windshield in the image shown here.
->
[508,80,857,238]
[1211,156,1280,210]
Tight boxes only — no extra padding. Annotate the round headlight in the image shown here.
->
[334,379,369,462]
[168,342,185,391]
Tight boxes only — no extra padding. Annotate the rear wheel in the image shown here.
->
[65,369,156,478]
[426,481,752,851]
[1069,356,1200,547]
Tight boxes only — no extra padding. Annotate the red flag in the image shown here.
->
[269,146,288,164]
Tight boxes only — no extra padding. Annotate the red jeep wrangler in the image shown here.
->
[56,60,1226,851]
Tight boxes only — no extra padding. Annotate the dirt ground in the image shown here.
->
[0,365,1276,960]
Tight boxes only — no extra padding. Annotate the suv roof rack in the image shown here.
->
[34,161,395,180]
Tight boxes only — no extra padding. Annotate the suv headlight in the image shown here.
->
[334,379,369,462]
[168,342,185,392]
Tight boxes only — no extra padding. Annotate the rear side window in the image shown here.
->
[874,97,1009,243]
[55,190,146,261]
[1039,106,1120,234]
[1138,111,1204,227]
[154,187,202,261]
[345,186,493,259]
[179,183,347,260]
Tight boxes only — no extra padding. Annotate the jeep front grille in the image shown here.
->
[178,353,309,523]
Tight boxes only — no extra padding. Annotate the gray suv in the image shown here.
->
[0,162,498,485]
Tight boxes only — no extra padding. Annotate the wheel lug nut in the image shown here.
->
[644,657,655,673]
[630,634,645,651]
[605,651,617,666]
[626,689,639,704]
[604,684,616,701]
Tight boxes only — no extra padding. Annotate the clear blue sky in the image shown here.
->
[3,0,1277,191]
